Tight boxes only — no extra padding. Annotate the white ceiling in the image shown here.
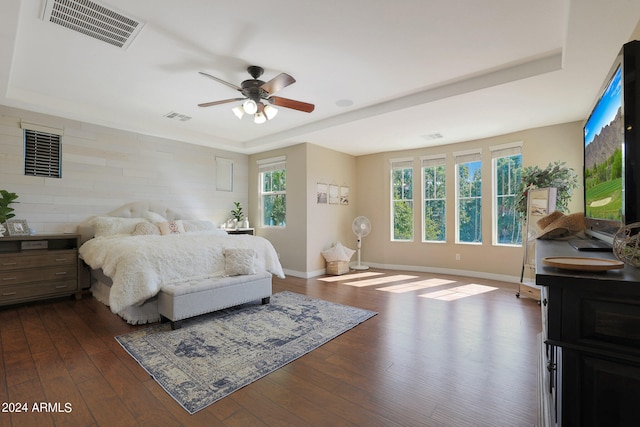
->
[1,0,640,156]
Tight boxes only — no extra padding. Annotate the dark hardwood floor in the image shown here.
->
[0,269,542,426]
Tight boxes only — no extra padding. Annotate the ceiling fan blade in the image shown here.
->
[260,73,296,95]
[198,98,245,107]
[199,71,242,91]
[268,96,315,113]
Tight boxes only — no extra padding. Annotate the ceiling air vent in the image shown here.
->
[42,0,144,49]
[422,133,444,141]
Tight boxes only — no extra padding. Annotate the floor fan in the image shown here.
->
[351,216,371,270]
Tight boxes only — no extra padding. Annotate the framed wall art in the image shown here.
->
[7,219,30,236]
[216,157,233,192]
[340,186,349,205]
[317,183,328,204]
[329,184,339,204]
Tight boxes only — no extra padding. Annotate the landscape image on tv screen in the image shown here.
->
[584,66,624,222]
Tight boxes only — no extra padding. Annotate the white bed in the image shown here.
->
[78,202,284,326]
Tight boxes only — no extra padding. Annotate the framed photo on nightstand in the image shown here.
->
[6,219,30,236]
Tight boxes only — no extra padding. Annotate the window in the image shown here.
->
[455,150,482,243]
[23,127,62,178]
[258,156,286,227]
[421,155,446,242]
[492,143,523,245]
[391,158,414,241]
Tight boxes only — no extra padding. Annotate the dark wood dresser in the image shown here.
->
[0,234,80,305]
[536,239,640,426]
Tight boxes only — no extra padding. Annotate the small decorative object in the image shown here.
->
[0,223,5,238]
[536,211,584,240]
[613,222,640,267]
[243,218,250,228]
[231,202,244,222]
[6,219,30,236]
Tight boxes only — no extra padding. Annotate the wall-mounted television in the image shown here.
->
[583,40,640,244]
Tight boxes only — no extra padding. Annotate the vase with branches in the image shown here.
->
[516,161,579,222]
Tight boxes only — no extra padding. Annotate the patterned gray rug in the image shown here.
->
[116,291,377,413]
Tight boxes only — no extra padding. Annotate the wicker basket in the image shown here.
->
[326,261,349,275]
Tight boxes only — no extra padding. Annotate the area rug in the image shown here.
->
[116,291,377,413]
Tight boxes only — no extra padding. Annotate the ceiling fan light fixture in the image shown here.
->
[243,99,258,115]
[232,105,244,119]
[264,104,278,120]
[254,112,267,124]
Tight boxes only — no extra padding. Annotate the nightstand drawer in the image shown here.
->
[0,265,77,286]
[0,250,77,270]
[0,279,78,303]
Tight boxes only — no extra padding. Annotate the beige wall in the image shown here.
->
[1,102,584,281]
[0,105,248,233]
[355,122,583,281]
[249,144,308,276]
[249,143,357,277]
[306,144,357,275]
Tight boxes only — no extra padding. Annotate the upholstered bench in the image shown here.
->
[157,272,272,329]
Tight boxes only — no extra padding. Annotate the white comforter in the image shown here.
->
[79,232,285,314]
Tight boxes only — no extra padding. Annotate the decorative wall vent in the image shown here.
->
[24,129,62,178]
[42,0,144,49]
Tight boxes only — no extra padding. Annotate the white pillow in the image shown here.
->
[158,220,185,235]
[91,216,146,237]
[321,242,355,262]
[182,220,217,232]
[132,222,161,236]
[145,211,167,223]
[224,248,257,276]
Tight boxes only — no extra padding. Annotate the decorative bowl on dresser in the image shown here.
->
[0,234,80,305]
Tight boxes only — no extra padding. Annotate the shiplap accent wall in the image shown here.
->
[0,106,248,234]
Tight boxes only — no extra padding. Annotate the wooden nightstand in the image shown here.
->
[226,228,254,235]
[0,234,80,305]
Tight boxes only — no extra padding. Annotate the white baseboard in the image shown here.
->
[283,264,520,283]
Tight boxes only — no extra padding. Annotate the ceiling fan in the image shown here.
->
[198,66,315,123]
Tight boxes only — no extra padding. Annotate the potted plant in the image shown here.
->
[229,202,245,228]
[0,190,19,236]
[516,161,578,222]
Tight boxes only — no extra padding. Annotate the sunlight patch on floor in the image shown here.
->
[377,278,456,293]
[318,272,383,282]
[419,283,498,301]
[341,274,419,287]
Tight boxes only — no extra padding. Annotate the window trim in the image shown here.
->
[491,142,523,247]
[390,157,415,242]
[258,156,287,228]
[454,149,482,245]
[421,154,447,243]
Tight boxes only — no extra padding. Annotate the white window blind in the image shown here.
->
[490,142,522,159]
[390,157,414,170]
[257,155,286,172]
[421,154,446,168]
[454,150,482,165]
